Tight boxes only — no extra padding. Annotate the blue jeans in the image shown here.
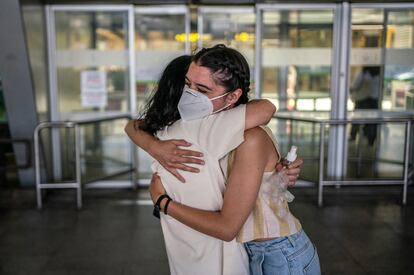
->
[244,230,321,275]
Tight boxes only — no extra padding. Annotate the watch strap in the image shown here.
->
[164,198,172,215]
[153,194,170,219]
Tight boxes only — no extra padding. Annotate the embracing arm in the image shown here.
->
[124,120,204,182]
[245,99,276,129]
[151,128,268,241]
[124,120,158,154]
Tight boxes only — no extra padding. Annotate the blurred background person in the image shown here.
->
[349,66,381,145]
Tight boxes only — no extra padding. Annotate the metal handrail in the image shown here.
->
[34,114,136,209]
[34,121,81,209]
[272,114,414,207]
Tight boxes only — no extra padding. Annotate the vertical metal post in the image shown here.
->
[46,6,62,181]
[357,124,363,176]
[128,7,137,115]
[254,7,262,99]
[34,126,42,209]
[318,122,326,207]
[327,3,350,179]
[75,124,82,209]
[185,6,191,54]
[311,121,316,155]
[127,7,137,189]
[403,121,411,205]
[197,9,203,49]
[132,138,139,189]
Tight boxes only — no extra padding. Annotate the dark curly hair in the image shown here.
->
[138,55,192,135]
[138,45,251,135]
[193,44,250,106]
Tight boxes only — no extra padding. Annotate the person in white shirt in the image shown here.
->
[349,66,381,145]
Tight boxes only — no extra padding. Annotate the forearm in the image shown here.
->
[149,129,267,242]
[245,99,276,129]
[124,119,157,156]
[160,200,238,242]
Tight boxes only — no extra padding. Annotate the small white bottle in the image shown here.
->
[283,146,297,167]
[279,146,297,203]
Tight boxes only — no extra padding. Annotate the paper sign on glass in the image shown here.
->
[81,71,107,108]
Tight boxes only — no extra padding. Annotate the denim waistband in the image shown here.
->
[244,229,306,253]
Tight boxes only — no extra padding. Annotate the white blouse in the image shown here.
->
[152,104,249,275]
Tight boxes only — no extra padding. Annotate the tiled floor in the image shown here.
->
[1,185,413,275]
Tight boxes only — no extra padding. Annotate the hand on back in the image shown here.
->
[150,139,205,183]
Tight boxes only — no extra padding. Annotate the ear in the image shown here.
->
[225,88,242,105]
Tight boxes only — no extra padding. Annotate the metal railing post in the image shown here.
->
[34,125,42,209]
[403,121,411,205]
[75,124,82,209]
[318,122,325,207]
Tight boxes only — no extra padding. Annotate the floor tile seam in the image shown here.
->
[324,225,369,274]
[41,240,77,269]
[383,221,414,247]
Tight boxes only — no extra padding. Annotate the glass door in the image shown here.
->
[135,5,189,112]
[256,5,336,111]
[134,6,190,181]
[197,7,256,96]
[255,4,339,180]
[346,3,414,180]
[46,5,134,184]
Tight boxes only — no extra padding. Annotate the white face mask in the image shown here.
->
[178,85,230,121]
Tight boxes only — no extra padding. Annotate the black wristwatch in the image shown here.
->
[153,194,171,219]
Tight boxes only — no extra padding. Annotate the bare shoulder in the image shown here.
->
[241,127,272,150]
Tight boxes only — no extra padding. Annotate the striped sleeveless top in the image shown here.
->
[232,126,302,243]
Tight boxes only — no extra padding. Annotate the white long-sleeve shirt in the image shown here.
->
[152,104,249,275]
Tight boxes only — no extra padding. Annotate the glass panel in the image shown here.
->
[41,118,132,183]
[347,8,414,180]
[349,8,414,112]
[346,121,405,180]
[200,10,256,96]
[53,10,131,182]
[385,10,414,111]
[135,12,187,112]
[269,117,323,182]
[79,119,132,182]
[134,10,187,179]
[261,10,334,111]
[349,8,383,114]
[55,11,130,117]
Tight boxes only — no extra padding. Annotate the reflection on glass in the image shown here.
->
[346,8,413,180]
[385,10,414,111]
[55,11,130,115]
[200,11,256,96]
[261,10,334,111]
[200,12,255,57]
[350,8,414,112]
[135,12,186,113]
[53,11,131,184]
